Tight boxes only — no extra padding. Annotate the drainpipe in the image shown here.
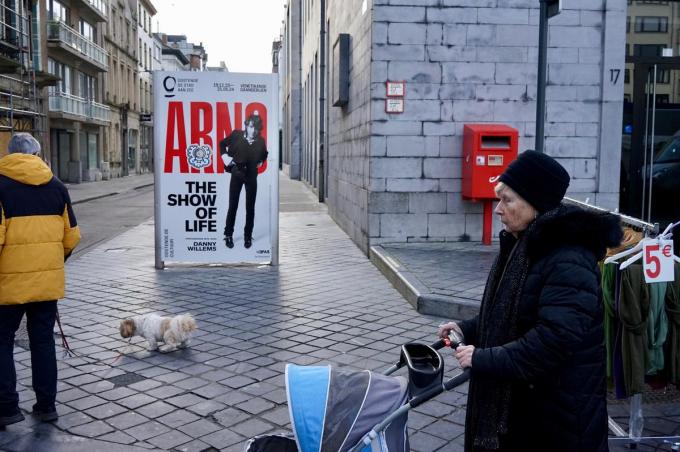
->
[318,0,326,202]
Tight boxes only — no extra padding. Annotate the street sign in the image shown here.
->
[140,113,152,122]
[546,0,561,18]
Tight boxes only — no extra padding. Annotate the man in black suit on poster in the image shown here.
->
[219,112,268,249]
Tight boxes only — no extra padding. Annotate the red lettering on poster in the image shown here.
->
[164,102,188,173]
[163,101,269,174]
[212,102,233,174]
[190,102,212,174]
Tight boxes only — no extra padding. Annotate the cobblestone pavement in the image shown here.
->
[0,176,468,452]
[3,174,679,451]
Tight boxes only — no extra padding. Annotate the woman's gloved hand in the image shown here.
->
[437,321,464,341]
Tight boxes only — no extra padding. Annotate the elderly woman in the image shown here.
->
[439,151,621,452]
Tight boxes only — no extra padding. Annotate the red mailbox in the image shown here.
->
[461,124,519,245]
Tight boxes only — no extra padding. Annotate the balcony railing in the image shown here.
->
[86,0,107,17]
[49,92,111,122]
[89,100,110,122]
[46,21,108,69]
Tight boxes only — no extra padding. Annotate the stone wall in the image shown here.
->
[281,0,302,180]
[325,0,374,253]
[368,0,625,245]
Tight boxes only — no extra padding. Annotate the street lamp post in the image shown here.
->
[535,0,561,153]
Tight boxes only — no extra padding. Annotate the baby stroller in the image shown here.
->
[244,333,469,452]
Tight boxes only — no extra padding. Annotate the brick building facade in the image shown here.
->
[279,0,627,253]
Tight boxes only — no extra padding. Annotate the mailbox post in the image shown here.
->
[462,124,519,245]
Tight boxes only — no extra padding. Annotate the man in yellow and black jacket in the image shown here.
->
[0,133,80,427]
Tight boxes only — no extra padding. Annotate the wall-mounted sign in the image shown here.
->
[332,34,350,107]
[385,98,404,114]
[386,81,405,98]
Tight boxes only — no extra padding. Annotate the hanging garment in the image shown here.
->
[646,282,668,375]
[619,263,650,396]
[612,266,628,399]
[665,262,680,385]
[602,263,618,378]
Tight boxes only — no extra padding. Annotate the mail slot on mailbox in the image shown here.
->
[461,124,519,245]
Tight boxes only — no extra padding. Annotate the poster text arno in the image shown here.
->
[163,101,268,174]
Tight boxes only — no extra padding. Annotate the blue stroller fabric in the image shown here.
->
[285,364,409,452]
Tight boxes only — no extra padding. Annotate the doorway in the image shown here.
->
[621,1,680,228]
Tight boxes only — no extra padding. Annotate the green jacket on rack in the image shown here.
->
[646,282,668,375]
[666,262,680,385]
[602,263,618,378]
[620,263,650,395]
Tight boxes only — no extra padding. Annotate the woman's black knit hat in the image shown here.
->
[498,150,570,213]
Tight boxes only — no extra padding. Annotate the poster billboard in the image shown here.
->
[153,71,279,266]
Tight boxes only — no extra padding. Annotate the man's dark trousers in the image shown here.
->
[225,174,257,239]
[0,301,57,416]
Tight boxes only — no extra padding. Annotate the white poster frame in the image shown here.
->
[153,71,279,268]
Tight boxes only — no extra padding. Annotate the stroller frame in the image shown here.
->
[347,334,469,452]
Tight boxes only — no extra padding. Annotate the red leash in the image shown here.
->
[55,309,77,358]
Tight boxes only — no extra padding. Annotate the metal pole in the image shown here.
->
[535,0,549,153]
[647,64,657,223]
[641,68,651,220]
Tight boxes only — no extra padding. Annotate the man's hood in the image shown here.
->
[0,153,53,185]
[528,204,624,261]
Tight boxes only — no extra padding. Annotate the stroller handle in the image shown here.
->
[409,368,471,408]
[385,333,463,376]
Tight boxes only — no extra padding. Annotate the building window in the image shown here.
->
[80,19,95,41]
[111,8,116,37]
[49,59,73,94]
[634,16,669,33]
[48,0,69,22]
[78,72,97,100]
[634,44,664,57]
[656,68,670,84]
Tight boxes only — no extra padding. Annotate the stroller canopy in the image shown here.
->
[285,364,409,452]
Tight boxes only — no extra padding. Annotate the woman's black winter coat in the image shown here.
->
[458,206,621,452]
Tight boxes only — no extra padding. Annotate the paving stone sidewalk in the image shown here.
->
[2,174,679,451]
[0,176,468,452]
[66,173,155,204]
[372,241,680,451]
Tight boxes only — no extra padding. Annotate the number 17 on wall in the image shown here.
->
[643,240,675,284]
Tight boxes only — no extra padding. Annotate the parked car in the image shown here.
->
[642,131,680,224]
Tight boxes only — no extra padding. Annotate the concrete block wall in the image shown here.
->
[367,0,624,245]
[281,0,302,181]
[326,0,374,253]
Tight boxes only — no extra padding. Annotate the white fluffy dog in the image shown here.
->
[119,314,197,351]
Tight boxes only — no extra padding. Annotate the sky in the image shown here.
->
[154,0,287,73]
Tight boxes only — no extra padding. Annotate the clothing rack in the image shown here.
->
[563,197,659,236]
[563,197,679,449]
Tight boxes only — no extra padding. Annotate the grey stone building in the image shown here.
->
[280,0,631,253]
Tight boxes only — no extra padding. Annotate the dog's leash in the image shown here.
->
[109,337,133,365]
[55,309,78,358]
[56,309,133,364]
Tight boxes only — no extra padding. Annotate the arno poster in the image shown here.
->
[153,72,279,265]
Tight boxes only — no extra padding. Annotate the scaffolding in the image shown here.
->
[0,0,45,154]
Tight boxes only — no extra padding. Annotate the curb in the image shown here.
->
[72,192,119,205]
[72,182,154,205]
[369,245,480,320]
